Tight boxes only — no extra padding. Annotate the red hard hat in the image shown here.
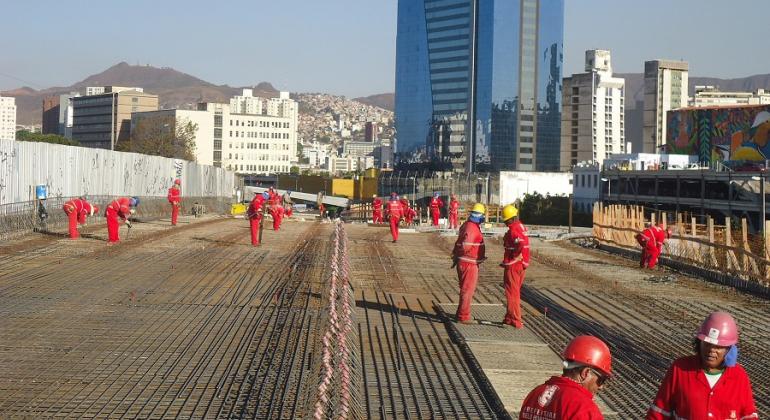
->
[696,311,738,346]
[174,179,181,185]
[562,335,612,377]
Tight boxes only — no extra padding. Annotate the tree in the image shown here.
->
[16,130,80,146]
[290,166,300,174]
[119,115,197,161]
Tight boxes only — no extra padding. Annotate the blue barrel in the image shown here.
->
[35,185,47,200]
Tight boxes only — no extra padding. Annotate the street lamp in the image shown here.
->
[752,175,765,237]
[601,177,610,201]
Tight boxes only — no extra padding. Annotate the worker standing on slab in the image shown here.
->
[635,223,658,269]
[401,196,416,226]
[651,221,671,268]
[372,195,383,224]
[248,192,268,246]
[448,194,460,229]
[500,204,529,328]
[167,179,181,226]
[452,203,486,323]
[105,196,139,244]
[647,311,757,420]
[429,192,444,226]
[282,190,293,218]
[268,188,283,230]
[520,335,612,419]
[386,193,404,242]
[62,197,98,239]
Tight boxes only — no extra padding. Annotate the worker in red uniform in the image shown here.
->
[400,196,415,226]
[651,221,671,268]
[386,193,404,242]
[500,204,529,328]
[636,223,659,269]
[167,179,181,226]
[282,190,293,217]
[647,311,757,420]
[520,335,612,419]
[62,197,98,239]
[372,194,383,224]
[429,192,444,226]
[247,191,269,246]
[448,194,460,229]
[270,199,284,230]
[452,203,486,323]
[105,196,139,244]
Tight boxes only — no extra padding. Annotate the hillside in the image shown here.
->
[353,93,394,111]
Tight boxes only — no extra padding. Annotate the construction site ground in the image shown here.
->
[0,216,768,419]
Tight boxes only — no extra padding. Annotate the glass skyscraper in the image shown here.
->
[395,0,564,172]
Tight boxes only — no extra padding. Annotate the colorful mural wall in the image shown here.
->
[666,105,770,163]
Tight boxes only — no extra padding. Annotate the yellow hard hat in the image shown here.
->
[502,204,519,221]
[471,203,486,213]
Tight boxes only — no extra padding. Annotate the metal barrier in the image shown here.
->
[312,221,363,419]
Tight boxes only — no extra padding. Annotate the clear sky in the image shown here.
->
[1,0,768,97]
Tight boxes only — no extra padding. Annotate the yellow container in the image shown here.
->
[331,179,356,198]
[230,203,247,215]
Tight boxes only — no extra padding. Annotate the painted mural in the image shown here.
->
[666,105,770,163]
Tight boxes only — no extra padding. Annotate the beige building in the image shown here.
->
[72,87,158,149]
[131,109,216,165]
[642,60,689,153]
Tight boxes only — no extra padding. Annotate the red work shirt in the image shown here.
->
[386,199,403,219]
[63,199,96,223]
[167,187,181,205]
[520,376,604,420]
[653,225,668,250]
[373,198,383,212]
[453,221,485,263]
[247,196,265,220]
[430,197,444,211]
[107,197,132,220]
[642,227,657,247]
[449,199,460,215]
[503,220,530,268]
[647,355,757,420]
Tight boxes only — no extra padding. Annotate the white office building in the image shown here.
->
[561,50,626,170]
[690,86,770,107]
[0,96,17,140]
[643,60,689,153]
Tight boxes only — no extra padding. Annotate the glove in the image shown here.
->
[125,220,132,229]
[724,345,738,367]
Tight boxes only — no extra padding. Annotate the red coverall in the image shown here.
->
[646,355,758,420]
[449,198,460,229]
[453,220,485,322]
[637,227,659,269]
[652,225,668,267]
[247,196,265,246]
[62,198,96,239]
[502,220,530,328]
[372,198,383,223]
[271,204,284,230]
[430,197,444,226]
[520,376,605,420]
[386,199,403,242]
[167,186,181,226]
[400,199,415,225]
[105,197,131,243]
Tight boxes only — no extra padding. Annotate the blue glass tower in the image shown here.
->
[395,0,564,172]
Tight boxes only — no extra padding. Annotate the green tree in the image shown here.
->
[518,193,592,227]
[290,166,300,174]
[16,130,80,146]
[119,115,197,161]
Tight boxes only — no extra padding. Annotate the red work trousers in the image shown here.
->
[389,216,400,241]
[449,212,458,229]
[171,204,179,226]
[106,208,120,243]
[455,261,479,322]
[250,217,261,246]
[65,209,79,239]
[431,210,440,226]
[272,213,282,230]
[647,245,661,269]
[503,264,525,327]
[373,211,383,224]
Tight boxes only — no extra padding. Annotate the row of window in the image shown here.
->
[230,142,291,151]
[231,131,291,139]
[230,119,290,128]
[228,164,290,173]
[228,153,291,162]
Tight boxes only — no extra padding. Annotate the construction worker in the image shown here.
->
[647,311,757,419]
[282,190,293,217]
[636,223,658,269]
[448,194,460,229]
[62,197,98,239]
[167,179,181,226]
[386,192,404,242]
[372,194,383,224]
[400,196,415,226]
[247,191,268,246]
[651,221,671,268]
[105,196,139,244]
[500,204,529,328]
[429,192,444,226]
[520,335,612,419]
[452,203,486,323]
[270,199,284,230]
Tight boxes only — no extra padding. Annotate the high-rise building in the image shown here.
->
[364,121,377,142]
[42,96,60,135]
[690,86,770,107]
[72,87,158,149]
[0,96,17,140]
[395,0,564,172]
[642,60,688,153]
[560,50,626,170]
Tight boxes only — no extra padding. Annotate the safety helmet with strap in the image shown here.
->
[471,203,486,214]
[502,204,519,222]
[562,335,612,377]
